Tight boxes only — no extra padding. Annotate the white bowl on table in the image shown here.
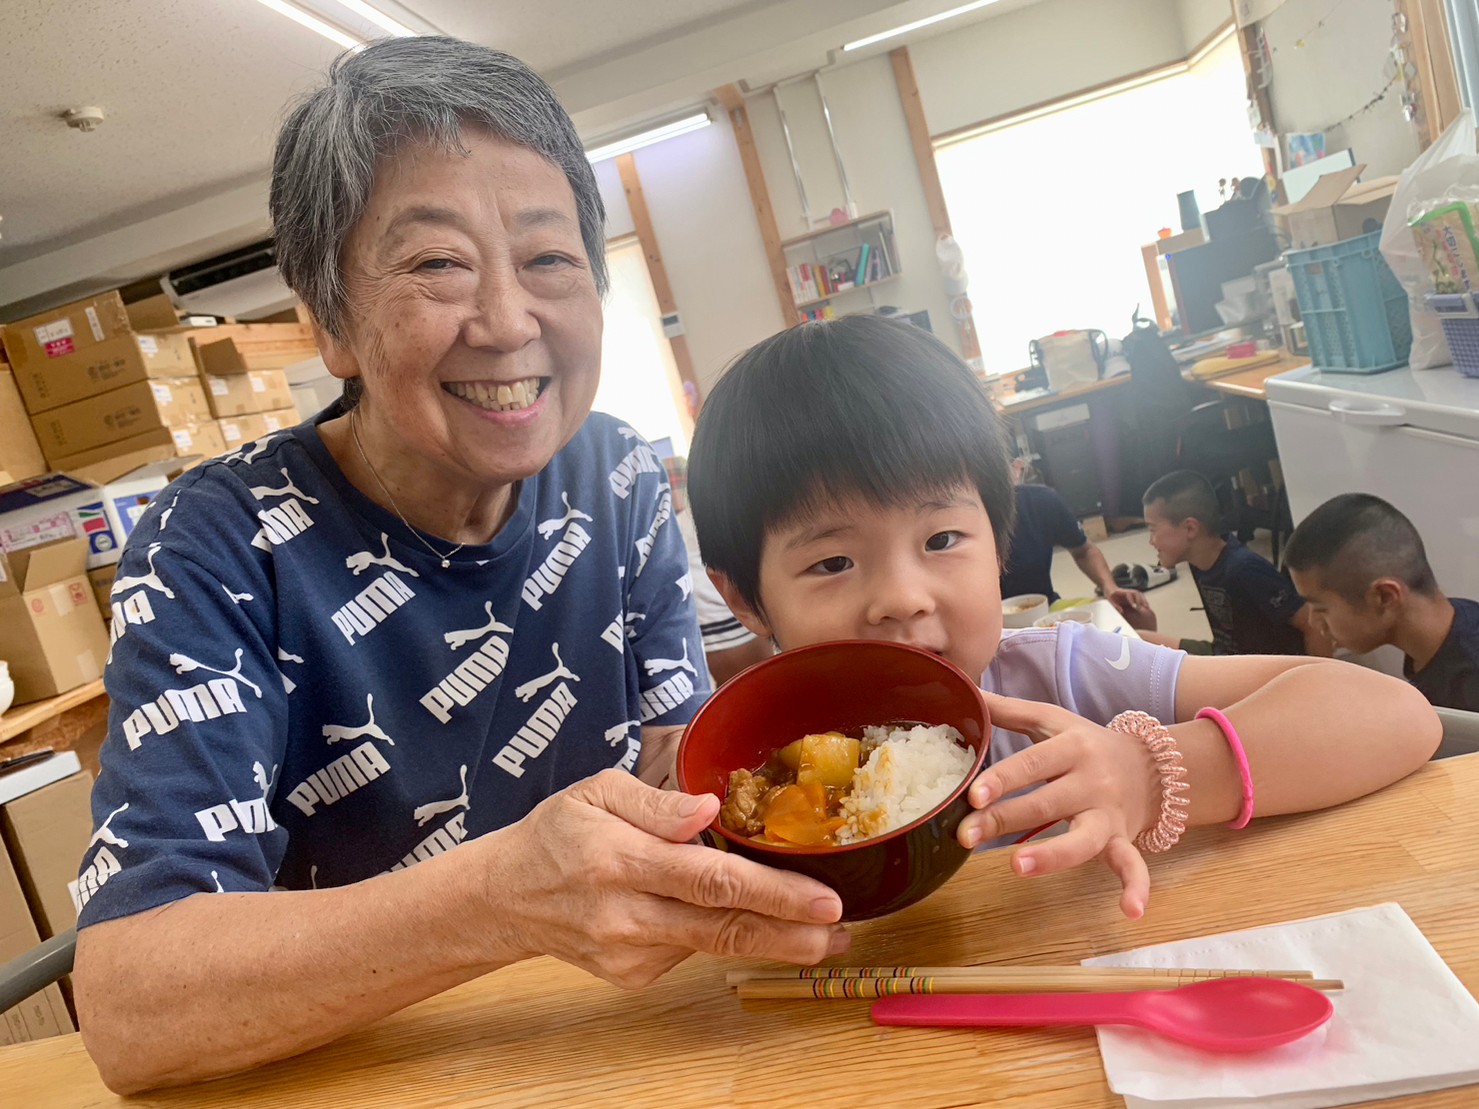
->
[1034,608,1094,629]
[1001,593,1050,629]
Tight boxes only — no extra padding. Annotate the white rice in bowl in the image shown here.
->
[838,723,975,844]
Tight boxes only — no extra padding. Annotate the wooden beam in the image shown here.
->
[1235,17,1280,194]
[888,45,982,363]
[714,84,797,325]
[1141,242,1174,332]
[1407,0,1463,148]
[615,153,704,416]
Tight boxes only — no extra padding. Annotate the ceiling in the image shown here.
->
[0,0,1034,312]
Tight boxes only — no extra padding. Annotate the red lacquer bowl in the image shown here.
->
[676,640,991,920]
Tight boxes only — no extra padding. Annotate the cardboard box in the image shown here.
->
[201,368,295,417]
[30,376,211,461]
[87,565,115,621]
[0,466,173,570]
[261,406,301,433]
[1,771,94,940]
[1272,166,1400,250]
[47,420,224,484]
[190,323,318,375]
[2,291,197,414]
[216,413,268,449]
[0,369,46,482]
[0,474,124,568]
[0,845,73,1045]
[0,537,109,703]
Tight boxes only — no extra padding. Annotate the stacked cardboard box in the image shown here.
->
[191,322,308,434]
[1,292,221,472]
[0,364,46,483]
[0,537,109,703]
[0,840,73,1044]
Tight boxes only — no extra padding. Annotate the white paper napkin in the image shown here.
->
[1083,903,1479,1108]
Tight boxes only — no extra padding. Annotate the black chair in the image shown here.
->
[1174,398,1293,564]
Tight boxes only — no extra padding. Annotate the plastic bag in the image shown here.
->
[1380,110,1479,369]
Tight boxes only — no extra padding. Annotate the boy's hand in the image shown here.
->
[1106,588,1155,629]
[956,694,1161,918]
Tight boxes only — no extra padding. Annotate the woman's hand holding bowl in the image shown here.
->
[487,770,850,988]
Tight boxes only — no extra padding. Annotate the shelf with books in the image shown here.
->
[794,270,903,312]
[782,211,900,320]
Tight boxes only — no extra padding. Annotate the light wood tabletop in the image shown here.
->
[1184,352,1311,401]
[997,372,1130,416]
[3,754,1476,1108]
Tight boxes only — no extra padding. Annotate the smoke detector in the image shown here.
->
[62,106,106,132]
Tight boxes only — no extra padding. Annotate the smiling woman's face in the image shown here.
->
[325,125,603,490]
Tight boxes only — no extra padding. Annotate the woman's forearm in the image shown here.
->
[1167,663,1440,827]
[75,838,515,1094]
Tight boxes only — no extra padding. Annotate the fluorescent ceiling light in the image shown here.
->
[585,111,712,163]
[251,0,363,49]
[335,0,417,37]
[842,0,1003,52]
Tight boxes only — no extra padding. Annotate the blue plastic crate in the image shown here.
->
[1428,292,1479,378]
[1287,230,1412,374]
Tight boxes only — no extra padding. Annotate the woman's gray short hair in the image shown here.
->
[270,35,607,344]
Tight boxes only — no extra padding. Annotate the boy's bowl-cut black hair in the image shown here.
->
[1284,492,1438,602]
[688,315,1016,613]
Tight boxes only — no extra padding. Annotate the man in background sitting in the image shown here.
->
[666,456,774,686]
[1140,470,1327,656]
[1285,493,1479,712]
[1000,457,1155,629]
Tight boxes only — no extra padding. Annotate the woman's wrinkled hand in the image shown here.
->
[956,695,1161,919]
[486,769,850,988]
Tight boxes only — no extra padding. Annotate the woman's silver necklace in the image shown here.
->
[350,409,467,568]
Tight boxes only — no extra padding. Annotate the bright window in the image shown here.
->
[593,236,692,455]
[935,33,1263,371]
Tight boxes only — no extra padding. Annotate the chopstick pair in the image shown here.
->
[729,965,1344,999]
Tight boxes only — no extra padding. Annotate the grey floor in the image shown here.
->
[1048,528,1277,644]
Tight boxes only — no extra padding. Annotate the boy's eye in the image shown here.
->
[926,530,962,552]
[810,555,853,575]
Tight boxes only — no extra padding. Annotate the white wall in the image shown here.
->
[1262,0,1421,177]
[1176,0,1232,49]
[912,0,1191,136]
[594,109,787,393]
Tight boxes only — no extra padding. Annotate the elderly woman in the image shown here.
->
[72,36,846,1094]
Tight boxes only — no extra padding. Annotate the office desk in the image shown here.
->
[997,373,1130,416]
[4,755,1476,1107]
[1183,353,1310,402]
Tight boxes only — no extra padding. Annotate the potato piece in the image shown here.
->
[797,731,862,789]
[776,739,804,771]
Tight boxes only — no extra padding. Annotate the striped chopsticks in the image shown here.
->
[728,965,1344,999]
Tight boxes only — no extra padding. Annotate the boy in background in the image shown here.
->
[1284,493,1479,712]
[1001,457,1155,629]
[1139,470,1327,656]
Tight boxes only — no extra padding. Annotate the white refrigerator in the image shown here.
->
[1267,364,1479,604]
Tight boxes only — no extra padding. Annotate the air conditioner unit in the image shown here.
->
[163,239,297,320]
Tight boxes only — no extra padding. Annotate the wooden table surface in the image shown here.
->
[1184,352,1311,401]
[998,372,1130,416]
[4,754,1476,1109]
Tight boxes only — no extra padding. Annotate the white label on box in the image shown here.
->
[208,376,229,397]
[33,318,73,344]
[138,335,160,356]
[221,422,242,443]
[85,306,105,342]
[250,375,267,393]
[0,559,7,584]
[172,428,194,451]
[151,382,173,404]
[263,415,283,432]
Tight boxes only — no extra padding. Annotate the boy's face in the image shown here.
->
[1143,499,1193,567]
[716,485,1004,679]
[1288,567,1392,654]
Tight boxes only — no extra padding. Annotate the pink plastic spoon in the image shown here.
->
[872,977,1334,1053]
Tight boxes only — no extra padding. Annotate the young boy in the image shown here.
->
[1139,470,1327,657]
[1284,493,1479,712]
[686,316,1434,917]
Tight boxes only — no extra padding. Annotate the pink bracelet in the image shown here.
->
[1197,706,1255,829]
[1109,710,1189,854]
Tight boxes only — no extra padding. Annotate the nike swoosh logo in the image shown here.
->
[1106,638,1132,671]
